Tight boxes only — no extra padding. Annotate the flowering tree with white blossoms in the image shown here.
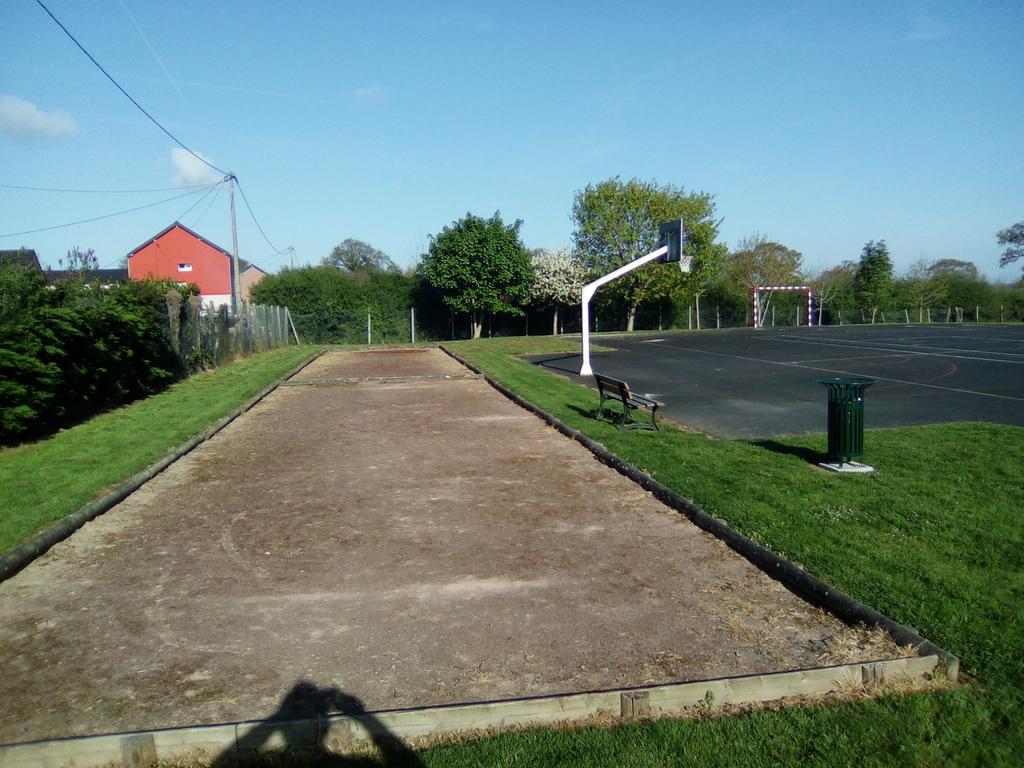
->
[529,248,587,335]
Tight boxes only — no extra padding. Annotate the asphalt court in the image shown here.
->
[534,325,1024,438]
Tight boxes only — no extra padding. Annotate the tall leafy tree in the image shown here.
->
[997,221,1024,274]
[420,212,533,339]
[725,233,803,326]
[852,240,895,317]
[571,178,725,332]
[901,258,947,315]
[529,248,586,335]
[927,259,979,280]
[322,238,398,274]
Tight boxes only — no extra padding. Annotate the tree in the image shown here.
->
[997,221,1024,274]
[322,238,398,274]
[927,259,978,280]
[420,212,533,339]
[59,246,98,276]
[901,258,947,316]
[852,240,894,318]
[529,248,586,334]
[725,233,803,326]
[808,261,855,323]
[572,178,725,332]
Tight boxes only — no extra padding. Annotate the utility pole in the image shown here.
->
[227,173,241,314]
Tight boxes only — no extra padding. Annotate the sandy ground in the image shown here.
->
[0,348,904,744]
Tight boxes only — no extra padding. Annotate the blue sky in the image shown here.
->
[2,0,1022,279]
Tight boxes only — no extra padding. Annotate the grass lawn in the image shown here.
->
[0,345,322,555]
[401,336,1024,767]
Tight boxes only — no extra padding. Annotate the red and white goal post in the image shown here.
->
[752,285,815,328]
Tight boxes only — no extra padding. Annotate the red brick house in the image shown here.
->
[127,222,234,307]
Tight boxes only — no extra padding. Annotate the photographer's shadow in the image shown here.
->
[212,681,424,768]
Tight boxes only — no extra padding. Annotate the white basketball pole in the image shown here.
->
[580,245,667,376]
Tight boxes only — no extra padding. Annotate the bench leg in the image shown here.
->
[621,404,658,431]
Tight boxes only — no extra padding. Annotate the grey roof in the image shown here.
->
[0,249,41,270]
[45,268,129,285]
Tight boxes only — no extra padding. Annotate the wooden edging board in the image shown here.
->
[0,348,326,584]
[0,656,942,768]
[438,345,960,680]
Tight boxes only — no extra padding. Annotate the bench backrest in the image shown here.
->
[594,373,632,400]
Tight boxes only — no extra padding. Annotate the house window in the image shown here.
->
[178,263,193,272]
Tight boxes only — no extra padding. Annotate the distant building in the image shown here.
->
[127,222,234,308]
[239,264,268,302]
[0,248,42,271]
[45,268,128,285]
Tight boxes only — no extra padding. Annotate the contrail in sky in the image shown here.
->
[117,0,188,103]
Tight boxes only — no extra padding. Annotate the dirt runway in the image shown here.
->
[0,348,902,744]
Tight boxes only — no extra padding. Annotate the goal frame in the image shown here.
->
[753,285,814,328]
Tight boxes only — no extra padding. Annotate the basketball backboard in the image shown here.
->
[657,219,690,272]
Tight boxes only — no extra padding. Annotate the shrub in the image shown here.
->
[252,266,416,343]
[0,292,184,442]
[0,264,50,325]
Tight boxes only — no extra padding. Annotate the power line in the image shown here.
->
[0,182,212,194]
[92,182,222,268]
[234,177,287,255]
[176,179,225,222]
[0,185,216,239]
[190,181,224,227]
[32,2,289,262]
[34,0,227,177]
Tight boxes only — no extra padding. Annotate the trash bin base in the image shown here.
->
[817,460,875,474]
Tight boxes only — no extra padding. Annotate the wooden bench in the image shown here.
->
[594,373,663,431]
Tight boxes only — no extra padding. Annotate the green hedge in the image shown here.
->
[252,266,417,343]
[0,268,188,442]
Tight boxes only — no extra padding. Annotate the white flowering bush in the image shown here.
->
[529,248,587,334]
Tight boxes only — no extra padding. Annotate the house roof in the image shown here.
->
[241,263,268,276]
[45,268,129,285]
[127,221,232,259]
[0,248,42,270]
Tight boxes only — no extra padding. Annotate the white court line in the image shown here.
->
[865,334,1024,345]
[786,353,911,364]
[772,330,1024,350]
[765,335,1024,363]
[652,341,1024,403]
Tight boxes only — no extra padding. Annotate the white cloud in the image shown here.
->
[353,85,393,105]
[171,147,222,185]
[0,94,77,141]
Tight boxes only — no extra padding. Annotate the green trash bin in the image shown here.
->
[817,377,876,463]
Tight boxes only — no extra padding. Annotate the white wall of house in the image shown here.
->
[202,293,232,309]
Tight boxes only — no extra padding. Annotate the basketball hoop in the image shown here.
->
[580,221,691,375]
